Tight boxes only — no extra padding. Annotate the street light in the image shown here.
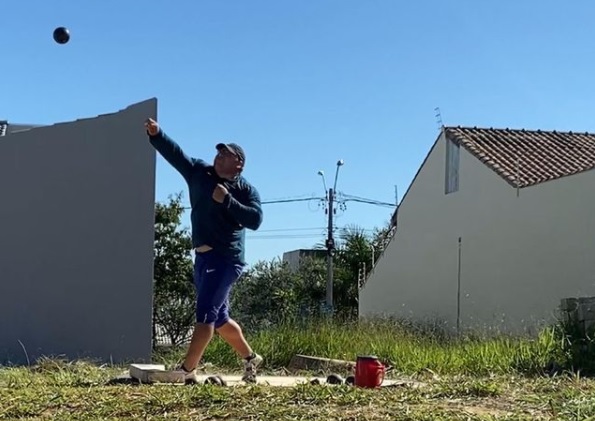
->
[317,170,328,196]
[333,160,344,191]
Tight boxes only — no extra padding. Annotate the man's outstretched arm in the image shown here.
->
[145,118,194,181]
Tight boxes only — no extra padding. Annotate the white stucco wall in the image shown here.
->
[359,131,595,334]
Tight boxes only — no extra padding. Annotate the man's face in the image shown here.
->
[214,147,243,177]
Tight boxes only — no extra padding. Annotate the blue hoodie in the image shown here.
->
[148,129,263,264]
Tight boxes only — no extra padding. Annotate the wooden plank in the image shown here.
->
[287,354,355,372]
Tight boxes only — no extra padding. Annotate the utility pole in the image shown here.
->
[318,160,344,316]
[325,187,335,313]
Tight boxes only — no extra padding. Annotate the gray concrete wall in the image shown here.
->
[0,98,157,365]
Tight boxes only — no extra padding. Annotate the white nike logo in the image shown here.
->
[206,269,216,273]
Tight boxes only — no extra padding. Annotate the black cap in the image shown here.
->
[216,142,246,163]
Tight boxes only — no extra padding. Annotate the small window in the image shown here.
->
[445,138,459,194]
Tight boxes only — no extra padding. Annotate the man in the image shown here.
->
[145,118,264,383]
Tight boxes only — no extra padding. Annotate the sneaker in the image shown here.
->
[171,365,200,384]
[241,353,263,383]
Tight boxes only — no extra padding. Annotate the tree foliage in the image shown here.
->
[230,221,395,328]
[229,256,327,331]
[151,192,396,342]
[152,193,195,347]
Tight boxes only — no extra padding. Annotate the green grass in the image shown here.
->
[2,361,595,420]
[156,318,570,377]
[1,318,594,420]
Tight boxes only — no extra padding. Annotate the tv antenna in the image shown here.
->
[434,107,443,130]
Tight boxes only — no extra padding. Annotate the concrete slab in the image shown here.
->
[129,363,185,384]
[204,375,312,387]
[127,363,418,388]
[129,364,315,386]
[202,375,412,388]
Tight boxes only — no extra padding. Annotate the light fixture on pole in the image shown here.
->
[333,159,344,191]
[317,170,328,197]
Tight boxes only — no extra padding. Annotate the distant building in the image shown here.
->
[0,120,44,136]
[282,248,326,271]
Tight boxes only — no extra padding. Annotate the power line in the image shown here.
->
[177,193,394,210]
[249,225,372,233]
[340,193,396,208]
[245,225,376,240]
[262,197,324,205]
[343,198,395,208]
[257,227,326,233]
[247,235,324,240]
[259,194,318,202]
[180,196,324,210]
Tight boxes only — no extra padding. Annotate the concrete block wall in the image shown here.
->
[560,297,595,336]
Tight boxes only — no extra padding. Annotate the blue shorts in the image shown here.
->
[193,250,244,328]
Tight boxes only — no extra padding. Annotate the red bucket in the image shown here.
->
[354,355,385,388]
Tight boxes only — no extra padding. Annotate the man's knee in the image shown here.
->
[196,305,219,325]
[196,303,231,326]
[214,307,230,329]
[214,318,229,330]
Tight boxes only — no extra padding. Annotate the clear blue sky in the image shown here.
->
[3,1,595,266]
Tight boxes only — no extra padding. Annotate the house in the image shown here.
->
[283,248,326,271]
[359,126,595,335]
[0,99,157,365]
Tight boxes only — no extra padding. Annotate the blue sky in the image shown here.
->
[3,1,595,266]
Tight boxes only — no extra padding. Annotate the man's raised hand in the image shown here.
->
[145,118,159,136]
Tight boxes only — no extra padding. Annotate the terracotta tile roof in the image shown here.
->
[445,126,595,188]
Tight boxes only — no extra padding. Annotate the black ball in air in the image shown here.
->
[53,27,70,44]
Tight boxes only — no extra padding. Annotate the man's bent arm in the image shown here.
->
[148,129,194,181]
[223,188,263,230]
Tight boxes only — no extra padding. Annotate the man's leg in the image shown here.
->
[213,281,263,382]
[216,310,253,359]
[212,269,253,359]
[180,252,231,373]
[181,323,215,372]
[183,306,252,371]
